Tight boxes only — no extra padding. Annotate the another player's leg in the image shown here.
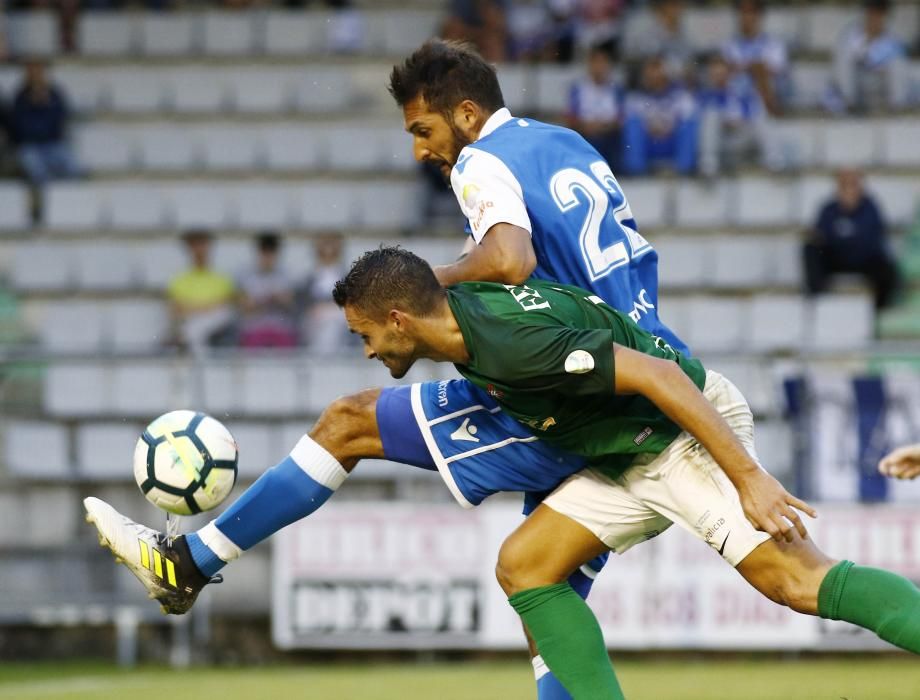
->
[86,388,386,614]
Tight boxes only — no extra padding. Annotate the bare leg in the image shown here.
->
[309,388,384,471]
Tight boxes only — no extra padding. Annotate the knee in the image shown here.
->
[310,389,381,465]
[495,537,553,597]
[760,568,820,615]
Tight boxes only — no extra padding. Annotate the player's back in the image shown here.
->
[458,117,686,354]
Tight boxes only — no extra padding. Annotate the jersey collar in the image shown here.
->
[476,108,513,141]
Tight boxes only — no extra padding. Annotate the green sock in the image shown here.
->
[509,583,625,699]
[818,560,920,653]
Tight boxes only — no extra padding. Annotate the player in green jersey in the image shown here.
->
[334,246,920,699]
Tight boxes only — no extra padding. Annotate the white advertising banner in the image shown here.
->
[272,501,920,651]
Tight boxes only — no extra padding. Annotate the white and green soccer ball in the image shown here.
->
[133,410,238,515]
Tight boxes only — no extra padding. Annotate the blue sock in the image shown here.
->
[534,552,609,699]
[185,436,346,577]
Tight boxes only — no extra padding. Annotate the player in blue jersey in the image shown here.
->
[85,40,798,699]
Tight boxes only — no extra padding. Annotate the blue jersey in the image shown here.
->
[450,108,687,354]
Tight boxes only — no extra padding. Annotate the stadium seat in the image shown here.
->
[10,243,74,291]
[790,63,829,109]
[231,69,295,114]
[821,122,880,169]
[771,120,822,169]
[3,488,77,547]
[74,243,137,290]
[653,236,708,289]
[0,184,30,231]
[684,296,747,353]
[74,124,137,173]
[75,423,142,480]
[380,129,415,172]
[107,183,168,231]
[139,14,198,56]
[357,181,421,231]
[224,422,274,479]
[44,183,107,231]
[496,65,531,113]
[880,121,920,168]
[748,295,806,352]
[263,11,324,55]
[868,176,918,227]
[295,183,358,230]
[891,4,920,46]
[137,240,186,290]
[763,7,805,51]
[622,179,671,229]
[109,299,170,353]
[683,7,733,51]
[754,419,793,474]
[795,175,834,227]
[78,14,138,56]
[234,183,298,230]
[167,183,234,229]
[107,69,167,113]
[199,125,261,172]
[201,362,240,415]
[44,363,109,416]
[656,294,692,341]
[211,237,250,276]
[262,125,323,172]
[709,235,772,289]
[534,65,581,114]
[324,126,389,172]
[240,362,301,416]
[294,68,355,113]
[39,302,106,354]
[110,362,181,416]
[673,180,733,229]
[3,421,70,479]
[202,12,257,56]
[6,11,57,56]
[138,126,200,172]
[807,294,873,351]
[733,177,795,228]
[301,359,382,414]
[804,7,853,53]
[380,10,440,54]
[52,66,107,114]
[170,68,231,114]
[769,235,804,288]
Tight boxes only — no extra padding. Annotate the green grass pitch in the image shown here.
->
[1,658,917,699]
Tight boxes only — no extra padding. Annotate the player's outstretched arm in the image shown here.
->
[432,223,536,287]
[879,444,920,480]
[612,344,817,542]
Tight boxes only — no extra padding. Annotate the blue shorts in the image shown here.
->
[377,378,589,509]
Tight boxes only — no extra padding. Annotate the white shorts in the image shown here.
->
[543,370,771,568]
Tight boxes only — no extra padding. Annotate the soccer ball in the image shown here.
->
[133,410,238,515]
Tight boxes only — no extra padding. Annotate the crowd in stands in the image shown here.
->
[167,230,350,355]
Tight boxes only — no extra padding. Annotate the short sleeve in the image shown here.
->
[450,146,532,244]
[480,324,616,397]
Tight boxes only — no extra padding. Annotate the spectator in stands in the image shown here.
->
[237,232,298,349]
[300,233,350,353]
[622,0,692,84]
[621,55,698,176]
[566,45,624,171]
[803,169,900,311]
[8,60,81,187]
[723,0,789,116]
[575,0,625,57]
[442,0,509,63]
[168,230,237,354]
[832,0,908,114]
[699,52,784,176]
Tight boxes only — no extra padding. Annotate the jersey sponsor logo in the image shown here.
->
[449,417,480,443]
[461,183,480,210]
[627,288,656,323]
[523,416,557,431]
[633,426,654,445]
[454,151,473,175]
[471,199,495,233]
[703,517,727,543]
[504,284,551,311]
[436,380,450,408]
[564,350,595,374]
[486,383,504,399]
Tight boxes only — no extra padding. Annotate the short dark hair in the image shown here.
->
[182,228,213,244]
[388,39,505,115]
[333,246,444,320]
[863,0,891,12]
[256,231,281,253]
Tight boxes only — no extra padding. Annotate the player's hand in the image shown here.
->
[879,444,920,480]
[735,469,817,542]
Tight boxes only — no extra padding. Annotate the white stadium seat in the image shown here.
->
[763,8,805,50]
[167,184,234,229]
[358,181,421,231]
[4,421,70,479]
[263,11,324,55]
[7,11,57,56]
[771,120,822,169]
[233,183,298,230]
[39,302,106,354]
[379,10,440,54]
[891,5,920,46]
[683,7,733,51]
[324,126,394,172]
[807,294,873,352]
[262,125,323,171]
[684,296,747,354]
[137,240,186,290]
[733,177,795,228]
[44,183,107,231]
[138,126,200,171]
[755,419,793,475]
[795,175,834,227]
[107,183,169,231]
[673,180,733,229]
[224,422,274,479]
[622,179,671,229]
[654,236,708,289]
[748,295,806,352]
[804,7,853,53]
[380,129,415,171]
[709,235,772,289]
[790,63,829,109]
[294,68,354,113]
[496,65,531,113]
[231,69,295,113]
[107,70,167,113]
[240,362,300,415]
[211,238,250,275]
[769,235,804,288]
[199,125,261,171]
[11,243,74,291]
[78,14,138,56]
[139,14,197,56]
[74,243,137,290]
[53,67,107,114]
[170,68,230,113]
[295,183,357,230]
[821,122,881,169]
[534,65,580,114]
[868,176,919,227]
[202,12,257,56]
[880,121,920,168]
[110,362,184,416]
[201,362,240,415]
[74,124,137,173]
[0,184,30,231]
[44,363,109,416]
[109,299,170,353]
[76,423,141,479]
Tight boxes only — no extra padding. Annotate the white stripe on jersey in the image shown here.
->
[444,434,540,466]
[428,403,501,427]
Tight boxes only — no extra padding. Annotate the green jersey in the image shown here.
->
[447,279,707,479]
